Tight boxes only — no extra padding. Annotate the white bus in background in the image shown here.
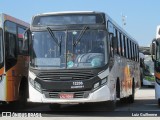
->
[139,52,145,86]
[139,47,155,87]
[151,25,160,106]
[143,55,155,86]
[24,11,140,110]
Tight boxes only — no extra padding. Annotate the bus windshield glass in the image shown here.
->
[30,30,108,69]
[0,29,3,64]
[32,14,104,26]
[144,55,154,76]
[157,41,160,62]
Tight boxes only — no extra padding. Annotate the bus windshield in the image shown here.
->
[157,41,160,62]
[0,29,3,64]
[30,29,108,69]
[144,55,154,76]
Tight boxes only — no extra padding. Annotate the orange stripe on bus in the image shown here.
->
[0,67,4,75]
[155,72,160,79]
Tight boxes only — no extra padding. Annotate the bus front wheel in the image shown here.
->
[127,80,135,103]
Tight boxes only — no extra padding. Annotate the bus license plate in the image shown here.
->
[59,93,74,99]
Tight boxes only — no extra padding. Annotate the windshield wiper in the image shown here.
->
[73,26,89,47]
[46,27,62,55]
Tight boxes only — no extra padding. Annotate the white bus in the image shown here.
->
[139,52,145,85]
[25,11,140,110]
[139,47,155,86]
[151,25,160,106]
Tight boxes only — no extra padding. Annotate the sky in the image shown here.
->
[0,0,160,46]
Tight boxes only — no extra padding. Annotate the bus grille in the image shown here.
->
[37,71,94,81]
[44,91,90,98]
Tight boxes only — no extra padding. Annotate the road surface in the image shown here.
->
[0,86,160,117]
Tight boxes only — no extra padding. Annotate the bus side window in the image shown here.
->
[7,33,16,58]
[137,45,139,62]
[18,27,28,55]
[120,34,124,56]
[132,42,134,60]
[22,34,29,54]
[5,21,17,59]
[124,36,128,58]
[113,28,118,54]
[127,39,131,59]
[117,31,121,56]
[0,30,2,63]
[109,34,113,57]
[22,28,32,55]
[134,44,136,61]
[130,41,133,60]
[4,21,17,71]
[132,43,134,60]
[131,42,134,60]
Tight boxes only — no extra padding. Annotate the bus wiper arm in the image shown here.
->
[46,27,61,47]
[73,26,89,46]
[46,27,62,55]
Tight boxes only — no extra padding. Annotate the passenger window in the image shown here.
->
[130,41,133,59]
[120,34,124,56]
[5,21,17,59]
[117,32,121,55]
[128,39,131,59]
[18,27,28,55]
[124,36,128,58]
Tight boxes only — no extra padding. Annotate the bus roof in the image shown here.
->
[32,11,138,44]
[34,11,103,16]
[0,13,29,28]
[105,13,138,44]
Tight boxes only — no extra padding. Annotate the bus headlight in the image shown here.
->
[29,77,42,93]
[94,82,100,89]
[101,77,108,85]
[93,77,108,89]
[29,77,34,86]
[34,81,41,92]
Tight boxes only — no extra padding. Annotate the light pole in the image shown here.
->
[121,13,127,29]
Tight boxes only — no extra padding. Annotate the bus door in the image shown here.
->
[5,21,18,101]
[0,28,4,76]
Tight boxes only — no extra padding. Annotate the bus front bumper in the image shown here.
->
[28,82,112,104]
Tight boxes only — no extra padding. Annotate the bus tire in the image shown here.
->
[116,79,120,98]
[140,73,143,86]
[18,79,28,108]
[158,99,160,106]
[10,79,28,109]
[127,80,135,103]
[49,104,61,111]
